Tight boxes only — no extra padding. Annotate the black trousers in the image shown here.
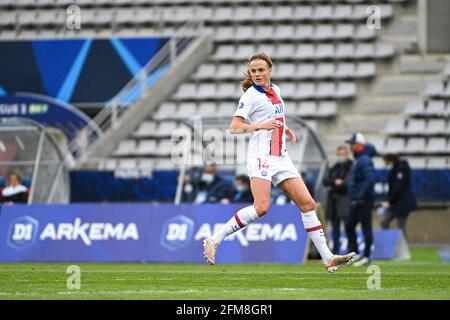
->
[331,213,346,254]
[345,199,374,258]
[381,209,409,241]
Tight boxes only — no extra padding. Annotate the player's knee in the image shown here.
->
[254,202,270,216]
[300,199,316,213]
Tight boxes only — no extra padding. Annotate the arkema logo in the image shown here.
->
[8,216,139,249]
[161,215,195,251]
[161,215,298,251]
[8,215,39,249]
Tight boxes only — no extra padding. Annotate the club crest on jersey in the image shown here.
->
[274,104,284,115]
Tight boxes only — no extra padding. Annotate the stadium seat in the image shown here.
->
[425,82,445,97]
[154,102,177,120]
[316,82,336,98]
[155,139,176,157]
[335,43,355,59]
[427,157,448,169]
[114,140,137,156]
[298,101,316,117]
[385,118,405,134]
[385,137,405,153]
[314,5,334,20]
[426,119,446,135]
[316,44,335,59]
[407,157,427,169]
[426,100,446,115]
[197,101,217,118]
[136,140,158,156]
[317,63,336,79]
[274,6,294,21]
[216,102,236,118]
[133,121,158,138]
[254,7,273,20]
[317,101,337,117]
[356,62,376,78]
[215,45,235,60]
[176,102,198,119]
[297,63,315,79]
[336,63,355,78]
[216,64,237,80]
[275,25,295,40]
[197,83,216,99]
[335,24,354,39]
[334,5,353,20]
[426,138,448,153]
[296,44,315,60]
[174,83,196,100]
[404,100,425,116]
[275,43,296,59]
[405,119,426,135]
[405,137,426,153]
[297,83,316,99]
[336,82,356,98]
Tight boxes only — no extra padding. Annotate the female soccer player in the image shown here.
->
[203,52,355,272]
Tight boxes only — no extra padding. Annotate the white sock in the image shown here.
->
[212,205,259,245]
[301,210,334,264]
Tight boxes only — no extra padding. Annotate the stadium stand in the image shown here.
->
[1,0,449,202]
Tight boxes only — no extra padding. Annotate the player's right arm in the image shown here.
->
[230,91,282,134]
[229,116,282,134]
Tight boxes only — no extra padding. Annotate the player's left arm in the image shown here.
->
[285,125,296,145]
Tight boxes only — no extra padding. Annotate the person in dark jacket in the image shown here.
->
[380,154,417,241]
[345,133,376,267]
[221,175,254,204]
[323,146,353,254]
[194,165,230,204]
[181,166,203,203]
[0,172,28,204]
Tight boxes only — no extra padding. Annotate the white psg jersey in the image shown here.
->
[234,83,287,157]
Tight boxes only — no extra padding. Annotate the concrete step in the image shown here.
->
[372,74,442,95]
[321,113,400,136]
[352,95,417,113]
[399,55,449,74]
[382,16,418,38]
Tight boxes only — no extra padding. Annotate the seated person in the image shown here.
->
[221,175,254,204]
[194,165,230,204]
[1,172,29,204]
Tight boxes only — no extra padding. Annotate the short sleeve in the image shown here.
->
[233,92,254,120]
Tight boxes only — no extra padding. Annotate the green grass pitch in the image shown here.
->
[0,247,448,299]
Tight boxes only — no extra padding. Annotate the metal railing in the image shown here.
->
[69,19,204,160]
[173,116,329,205]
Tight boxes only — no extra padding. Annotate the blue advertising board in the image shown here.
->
[0,204,309,264]
[329,229,410,260]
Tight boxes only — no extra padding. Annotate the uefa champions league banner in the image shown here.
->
[0,204,309,263]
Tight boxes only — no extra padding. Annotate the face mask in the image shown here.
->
[201,173,214,184]
[337,156,347,163]
[235,185,247,192]
[385,164,393,170]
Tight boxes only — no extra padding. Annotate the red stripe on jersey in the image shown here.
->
[270,117,284,156]
[234,214,245,229]
[265,88,281,105]
[305,225,322,233]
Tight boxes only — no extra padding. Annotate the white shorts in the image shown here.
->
[247,154,301,186]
